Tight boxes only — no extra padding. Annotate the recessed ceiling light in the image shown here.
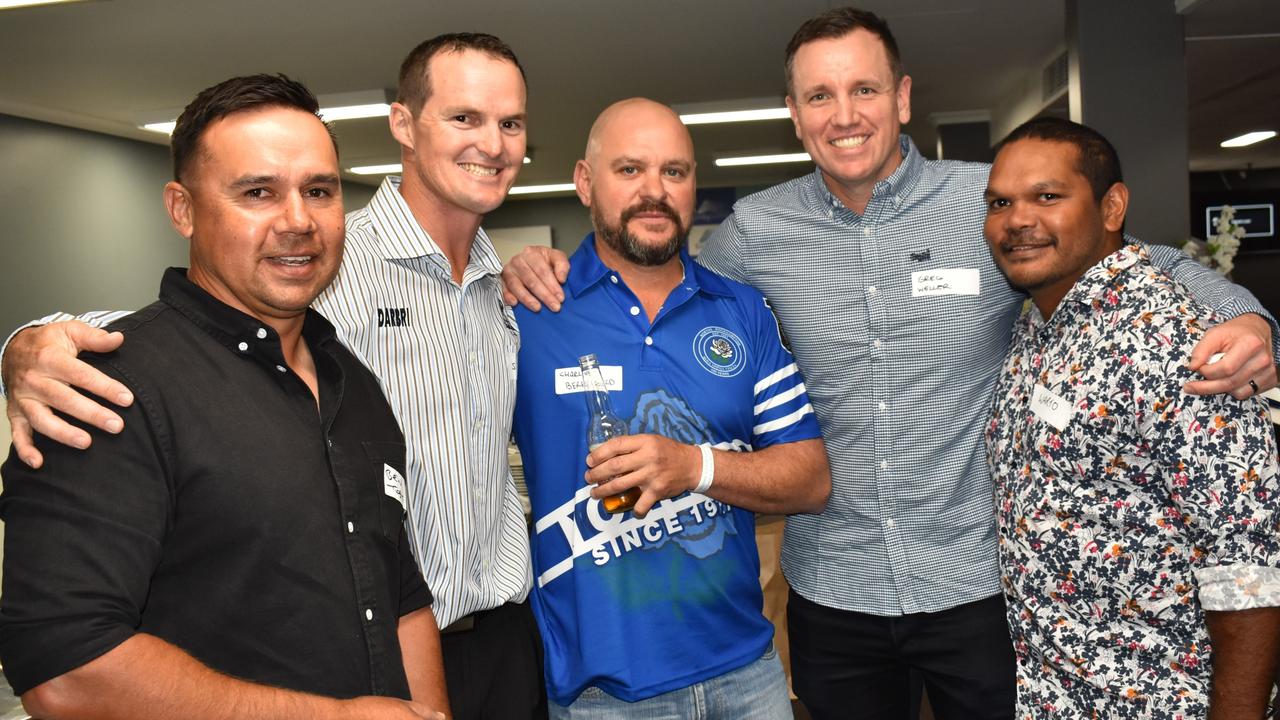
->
[1220,131,1277,148]
[318,103,391,122]
[349,163,403,176]
[0,0,89,9]
[347,158,531,176]
[680,108,790,125]
[141,121,176,135]
[139,89,395,135]
[715,152,812,167]
[508,183,576,196]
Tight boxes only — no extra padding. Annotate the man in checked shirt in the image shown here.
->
[983,116,1280,719]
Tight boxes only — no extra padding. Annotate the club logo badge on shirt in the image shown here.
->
[693,326,746,378]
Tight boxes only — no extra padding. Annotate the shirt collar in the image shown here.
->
[1026,242,1146,334]
[565,233,735,299]
[365,176,503,276]
[811,134,924,214]
[159,266,337,361]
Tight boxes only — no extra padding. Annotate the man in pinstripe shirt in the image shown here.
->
[502,7,1280,720]
[1,34,545,720]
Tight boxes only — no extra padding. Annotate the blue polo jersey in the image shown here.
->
[512,234,822,705]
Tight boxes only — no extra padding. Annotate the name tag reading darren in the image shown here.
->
[911,268,980,297]
[554,365,623,395]
[1030,385,1072,432]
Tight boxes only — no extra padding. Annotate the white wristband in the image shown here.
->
[694,443,715,494]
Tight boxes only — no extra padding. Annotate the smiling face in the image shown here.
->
[390,48,527,222]
[786,29,911,213]
[165,106,344,328]
[983,138,1128,317]
[576,99,695,269]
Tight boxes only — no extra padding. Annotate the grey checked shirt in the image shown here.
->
[698,136,1278,616]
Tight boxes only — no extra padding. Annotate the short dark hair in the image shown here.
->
[998,116,1123,201]
[170,73,335,182]
[785,7,904,97]
[396,33,526,115]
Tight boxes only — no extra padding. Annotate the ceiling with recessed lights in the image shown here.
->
[0,0,1275,196]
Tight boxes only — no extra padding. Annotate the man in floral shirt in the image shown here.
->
[984,117,1280,719]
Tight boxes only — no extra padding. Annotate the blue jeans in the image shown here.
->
[549,643,792,720]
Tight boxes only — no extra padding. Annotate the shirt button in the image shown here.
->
[610,275,619,284]
[276,365,287,373]
[862,227,872,236]
[365,608,373,621]
[880,460,888,470]
[644,336,653,346]
[878,401,887,411]
[886,518,896,529]
[237,341,249,352]
[256,328,268,339]
[873,339,883,349]
[867,286,877,295]
[630,306,640,316]
[347,522,354,533]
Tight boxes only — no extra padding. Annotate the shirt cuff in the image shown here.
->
[1195,564,1280,611]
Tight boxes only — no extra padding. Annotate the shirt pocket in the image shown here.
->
[361,440,410,544]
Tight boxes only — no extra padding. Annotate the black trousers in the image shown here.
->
[440,600,548,720]
[788,591,1015,720]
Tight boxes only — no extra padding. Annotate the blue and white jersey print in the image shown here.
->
[513,235,821,706]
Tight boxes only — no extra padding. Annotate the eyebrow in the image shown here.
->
[228,173,340,189]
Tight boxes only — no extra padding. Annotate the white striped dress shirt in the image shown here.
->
[319,177,532,627]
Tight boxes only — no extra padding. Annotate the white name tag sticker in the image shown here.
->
[911,268,980,297]
[383,464,407,512]
[554,365,623,395]
[1030,384,1073,432]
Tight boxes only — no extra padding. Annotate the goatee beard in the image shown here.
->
[593,200,687,267]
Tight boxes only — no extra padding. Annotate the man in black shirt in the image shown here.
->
[0,75,448,720]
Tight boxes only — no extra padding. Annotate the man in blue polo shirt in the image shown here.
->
[512,98,830,718]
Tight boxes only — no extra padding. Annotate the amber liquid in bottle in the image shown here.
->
[580,354,640,514]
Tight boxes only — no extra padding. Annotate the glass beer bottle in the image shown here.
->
[578,354,641,514]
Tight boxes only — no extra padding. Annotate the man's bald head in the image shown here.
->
[584,98,693,166]
[574,98,697,268]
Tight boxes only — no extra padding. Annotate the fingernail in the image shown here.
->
[117,392,134,405]
[75,437,91,450]
[106,418,123,433]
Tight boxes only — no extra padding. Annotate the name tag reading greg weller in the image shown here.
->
[911,268,980,297]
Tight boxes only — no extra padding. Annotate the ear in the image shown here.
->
[388,102,417,152]
[896,75,913,125]
[163,181,195,240]
[1101,182,1129,233]
[785,94,802,141]
[573,159,593,208]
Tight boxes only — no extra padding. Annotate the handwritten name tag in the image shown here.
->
[911,268,980,297]
[1030,384,1072,432]
[383,464,407,512]
[554,365,623,395]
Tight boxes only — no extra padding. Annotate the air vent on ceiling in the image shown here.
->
[1042,51,1068,102]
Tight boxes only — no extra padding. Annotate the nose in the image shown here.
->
[475,121,504,160]
[277,191,317,235]
[639,169,667,202]
[832,96,857,128]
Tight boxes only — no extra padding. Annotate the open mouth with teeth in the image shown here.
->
[459,162,500,177]
[270,255,315,267]
[831,135,869,148]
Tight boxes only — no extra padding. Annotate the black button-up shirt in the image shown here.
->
[0,268,432,698]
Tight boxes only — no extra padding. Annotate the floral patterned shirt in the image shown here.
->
[986,244,1280,719]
